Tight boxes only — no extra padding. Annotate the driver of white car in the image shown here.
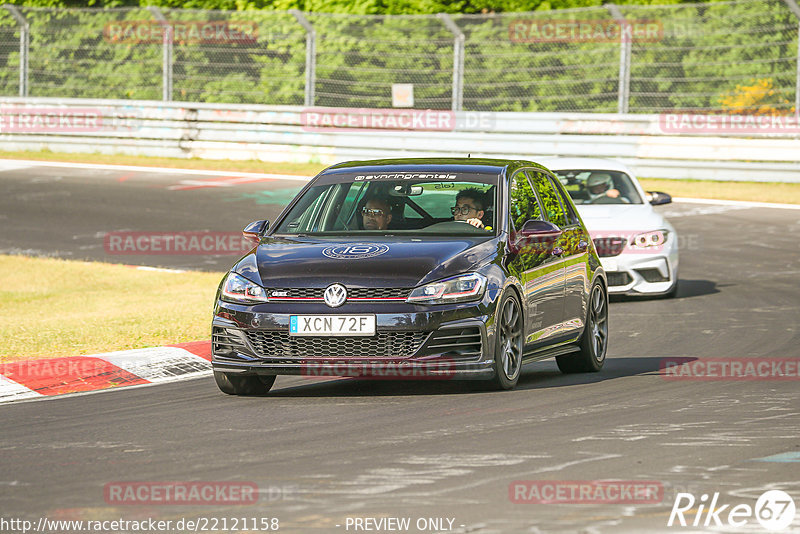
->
[586,173,630,204]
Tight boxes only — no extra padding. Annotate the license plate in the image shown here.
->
[289,315,376,336]
[601,259,618,272]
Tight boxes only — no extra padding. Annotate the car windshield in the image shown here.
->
[553,170,643,205]
[274,173,499,235]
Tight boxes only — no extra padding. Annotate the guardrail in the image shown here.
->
[1,97,799,182]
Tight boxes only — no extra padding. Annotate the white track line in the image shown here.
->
[96,347,210,383]
[0,375,41,403]
[674,197,800,210]
[0,158,312,181]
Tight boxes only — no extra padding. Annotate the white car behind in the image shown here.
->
[539,157,679,297]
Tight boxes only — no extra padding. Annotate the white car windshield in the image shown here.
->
[553,170,644,205]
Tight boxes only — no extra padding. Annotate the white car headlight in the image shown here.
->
[630,229,670,249]
[407,273,487,304]
[221,272,269,304]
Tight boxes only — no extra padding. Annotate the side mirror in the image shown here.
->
[242,220,269,241]
[647,191,672,205]
[519,219,562,237]
[510,220,562,254]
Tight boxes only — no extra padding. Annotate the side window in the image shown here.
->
[509,170,543,231]
[528,171,568,227]
[546,173,581,226]
[328,182,368,230]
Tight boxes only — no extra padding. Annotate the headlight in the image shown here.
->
[221,272,268,304]
[630,229,670,249]
[407,273,487,304]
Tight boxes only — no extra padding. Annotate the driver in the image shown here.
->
[452,188,487,229]
[585,173,623,203]
[361,196,393,230]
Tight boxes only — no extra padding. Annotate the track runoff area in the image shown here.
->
[0,160,798,533]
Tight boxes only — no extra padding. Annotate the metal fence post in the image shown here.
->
[3,5,29,97]
[607,4,631,114]
[782,0,800,115]
[438,13,464,111]
[148,6,172,102]
[290,10,315,107]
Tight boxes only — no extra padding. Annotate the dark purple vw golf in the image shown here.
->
[212,158,607,394]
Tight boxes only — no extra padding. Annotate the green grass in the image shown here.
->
[0,255,224,362]
[639,178,800,205]
[0,149,327,177]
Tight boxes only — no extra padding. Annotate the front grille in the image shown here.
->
[635,268,669,283]
[268,287,410,300]
[421,327,482,359]
[270,288,321,299]
[349,288,409,299]
[607,272,633,287]
[593,237,627,257]
[245,331,428,358]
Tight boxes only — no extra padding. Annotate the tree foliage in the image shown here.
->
[2,0,710,13]
[0,0,796,113]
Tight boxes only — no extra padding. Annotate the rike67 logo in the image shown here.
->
[668,490,796,531]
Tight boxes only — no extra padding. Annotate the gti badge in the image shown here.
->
[324,284,347,308]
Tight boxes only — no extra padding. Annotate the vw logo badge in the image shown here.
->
[324,284,347,308]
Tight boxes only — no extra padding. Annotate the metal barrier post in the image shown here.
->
[607,4,631,114]
[3,4,28,97]
[148,6,172,101]
[290,10,315,107]
[783,0,800,115]
[438,13,464,111]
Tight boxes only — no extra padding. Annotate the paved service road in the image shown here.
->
[1,162,799,533]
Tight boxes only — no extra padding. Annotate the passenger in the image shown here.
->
[452,188,487,229]
[361,197,393,230]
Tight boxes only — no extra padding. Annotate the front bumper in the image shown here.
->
[601,252,678,295]
[211,300,497,380]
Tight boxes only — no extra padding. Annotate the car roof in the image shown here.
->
[536,157,634,175]
[320,157,547,175]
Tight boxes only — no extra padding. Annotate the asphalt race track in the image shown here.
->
[1,162,799,533]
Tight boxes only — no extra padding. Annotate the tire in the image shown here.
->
[663,279,679,299]
[488,291,524,390]
[556,283,608,374]
[214,371,276,396]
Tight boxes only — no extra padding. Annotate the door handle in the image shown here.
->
[578,240,589,251]
[552,247,564,256]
